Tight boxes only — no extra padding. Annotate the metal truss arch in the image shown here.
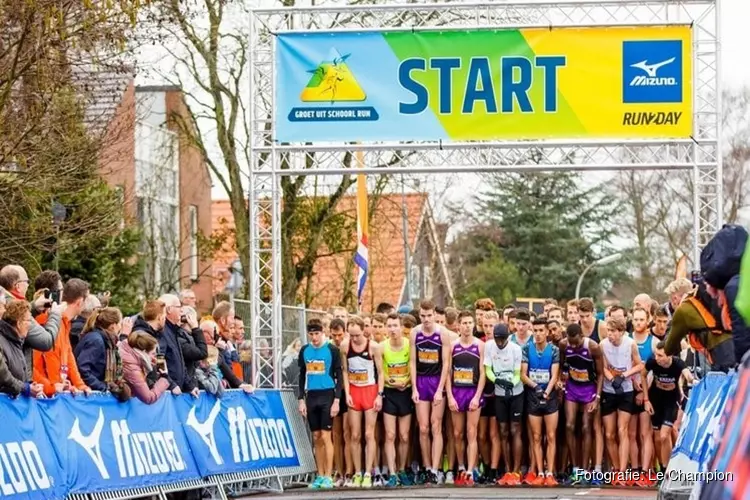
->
[248,0,721,388]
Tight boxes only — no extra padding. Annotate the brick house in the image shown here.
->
[211,192,454,311]
[83,74,214,311]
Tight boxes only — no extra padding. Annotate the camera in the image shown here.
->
[42,289,61,308]
[180,314,187,324]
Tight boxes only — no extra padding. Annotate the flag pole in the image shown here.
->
[354,147,368,314]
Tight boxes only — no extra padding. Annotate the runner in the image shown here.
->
[478,310,501,484]
[298,319,343,489]
[511,309,532,348]
[445,307,459,333]
[410,299,452,484]
[558,323,603,485]
[600,316,648,484]
[371,312,387,484]
[630,307,659,486]
[446,311,486,486]
[507,309,518,334]
[579,298,605,343]
[652,308,669,341]
[565,300,580,326]
[547,319,563,346]
[380,313,414,487]
[510,308,533,483]
[502,305,515,325]
[647,341,692,475]
[521,318,560,486]
[443,324,461,485]
[547,306,564,325]
[328,319,353,486]
[372,313,387,344]
[543,299,559,316]
[341,316,384,488]
[484,323,524,486]
[474,298,495,339]
[362,314,373,340]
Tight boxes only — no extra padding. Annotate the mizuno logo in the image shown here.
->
[68,409,108,479]
[186,400,223,465]
[630,58,675,77]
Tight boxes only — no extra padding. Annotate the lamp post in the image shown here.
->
[575,253,622,300]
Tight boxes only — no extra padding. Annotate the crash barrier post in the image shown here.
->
[657,371,738,500]
[0,388,316,500]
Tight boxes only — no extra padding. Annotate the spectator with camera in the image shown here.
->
[172,300,208,390]
[119,330,171,404]
[156,294,199,397]
[33,278,92,396]
[199,318,254,393]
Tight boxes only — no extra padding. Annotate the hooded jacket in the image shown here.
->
[0,321,30,396]
[700,224,750,363]
[33,313,88,396]
[74,328,117,392]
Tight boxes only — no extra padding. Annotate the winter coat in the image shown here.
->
[74,328,115,392]
[118,340,169,404]
[0,321,30,396]
[195,363,223,397]
[177,326,208,384]
[69,315,86,351]
[33,314,88,396]
[5,289,62,371]
[132,317,194,392]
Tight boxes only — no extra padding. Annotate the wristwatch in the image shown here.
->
[378,391,384,397]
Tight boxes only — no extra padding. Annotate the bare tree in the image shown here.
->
[721,87,750,223]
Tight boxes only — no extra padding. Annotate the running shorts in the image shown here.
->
[349,384,378,412]
[306,389,335,432]
[416,375,441,402]
[383,387,413,417]
[526,388,559,417]
[651,399,679,429]
[451,386,484,413]
[495,393,524,423]
[481,394,495,417]
[601,391,637,417]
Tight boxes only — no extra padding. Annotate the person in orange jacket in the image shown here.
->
[34,278,92,397]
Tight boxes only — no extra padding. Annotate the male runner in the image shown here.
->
[445,307,459,333]
[646,342,692,476]
[511,309,532,348]
[566,300,580,325]
[507,309,518,334]
[547,307,564,325]
[435,307,446,327]
[474,298,495,339]
[341,316,383,488]
[372,313,387,344]
[521,318,560,486]
[558,323,603,484]
[298,320,343,489]
[579,298,605,343]
[600,317,648,484]
[447,311,486,485]
[410,299,452,484]
[548,319,563,346]
[485,323,524,486]
[478,310,502,484]
[502,305,515,325]
[371,312,387,484]
[381,312,413,487]
[328,319,353,486]
[652,309,669,341]
[630,307,659,486]
[543,299,559,316]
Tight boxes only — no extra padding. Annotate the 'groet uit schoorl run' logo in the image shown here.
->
[68,409,186,480]
[185,400,296,465]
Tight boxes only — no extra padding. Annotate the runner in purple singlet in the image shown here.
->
[558,323,604,484]
[410,299,452,484]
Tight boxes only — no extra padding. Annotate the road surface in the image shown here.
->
[245,486,658,499]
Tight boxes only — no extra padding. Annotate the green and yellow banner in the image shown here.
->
[276,25,692,142]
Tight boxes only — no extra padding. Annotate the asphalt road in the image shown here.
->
[245,486,658,499]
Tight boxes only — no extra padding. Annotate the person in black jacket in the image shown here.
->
[158,294,199,396]
[0,301,45,397]
[175,306,207,385]
[199,319,254,392]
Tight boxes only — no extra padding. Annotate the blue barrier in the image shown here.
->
[0,390,300,499]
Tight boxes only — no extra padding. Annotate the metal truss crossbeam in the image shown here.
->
[249,0,721,387]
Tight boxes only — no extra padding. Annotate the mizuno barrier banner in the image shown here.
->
[0,390,301,497]
[44,392,201,494]
[175,391,299,477]
[275,26,693,142]
[0,396,67,500]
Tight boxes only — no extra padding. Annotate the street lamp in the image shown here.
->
[575,253,622,300]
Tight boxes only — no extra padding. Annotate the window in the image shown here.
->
[189,205,198,280]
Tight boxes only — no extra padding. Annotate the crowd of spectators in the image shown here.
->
[0,264,253,402]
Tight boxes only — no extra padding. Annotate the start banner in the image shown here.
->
[0,390,299,500]
[275,25,693,142]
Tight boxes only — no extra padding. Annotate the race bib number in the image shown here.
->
[655,377,676,392]
[418,350,439,364]
[349,369,369,386]
[529,370,550,384]
[388,362,408,378]
[569,368,590,383]
[453,367,474,386]
[306,360,325,375]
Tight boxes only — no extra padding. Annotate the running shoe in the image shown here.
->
[531,474,546,486]
[464,471,475,486]
[445,471,455,485]
[589,474,602,486]
[398,470,414,486]
[361,473,372,488]
[497,472,514,486]
[523,471,538,485]
[455,471,466,486]
[435,471,445,485]
[570,472,586,486]
[334,473,344,488]
[544,474,558,486]
[352,472,363,488]
[427,470,439,485]
[373,474,384,487]
[386,474,399,487]
[626,470,638,487]
[320,476,334,489]
[309,476,323,489]
[415,469,427,485]
[343,474,354,487]
[507,472,522,486]
[472,469,481,485]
